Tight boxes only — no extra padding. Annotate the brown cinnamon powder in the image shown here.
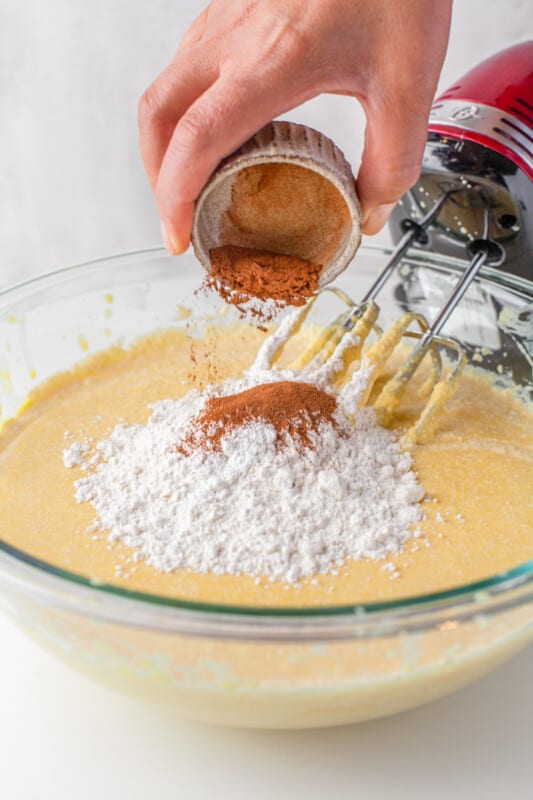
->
[178,380,338,454]
[207,245,322,317]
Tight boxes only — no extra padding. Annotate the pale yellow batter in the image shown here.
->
[0,324,532,607]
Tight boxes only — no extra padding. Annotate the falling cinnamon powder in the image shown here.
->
[178,380,339,454]
[206,245,322,322]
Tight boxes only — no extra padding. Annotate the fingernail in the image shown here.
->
[363,203,397,236]
[160,220,185,255]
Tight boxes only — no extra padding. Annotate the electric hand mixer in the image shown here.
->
[265,42,533,443]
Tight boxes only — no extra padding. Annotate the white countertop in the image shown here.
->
[2,615,532,799]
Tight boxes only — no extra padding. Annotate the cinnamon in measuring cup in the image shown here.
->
[206,244,322,322]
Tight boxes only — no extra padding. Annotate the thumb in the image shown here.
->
[357,98,430,235]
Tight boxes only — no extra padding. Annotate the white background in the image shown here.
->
[1,1,533,796]
[1,0,532,286]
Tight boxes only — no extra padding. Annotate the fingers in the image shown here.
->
[155,74,303,254]
[138,52,217,191]
[357,95,430,235]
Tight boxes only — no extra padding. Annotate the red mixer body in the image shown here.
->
[436,40,533,112]
[429,41,533,179]
[389,41,533,280]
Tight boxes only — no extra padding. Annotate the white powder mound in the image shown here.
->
[64,338,425,583]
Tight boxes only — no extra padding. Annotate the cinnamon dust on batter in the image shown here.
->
[178,380,338,454]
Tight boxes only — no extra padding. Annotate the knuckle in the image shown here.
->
[396,161,422,190]
[137,84,163,128]
[383,162,422,199]
[174,108,212,152]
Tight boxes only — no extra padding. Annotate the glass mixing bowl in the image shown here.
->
[0,246,531,729]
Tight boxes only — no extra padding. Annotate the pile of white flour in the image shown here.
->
[64,320,425,583]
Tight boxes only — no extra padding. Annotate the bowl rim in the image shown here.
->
[0,244,532,628]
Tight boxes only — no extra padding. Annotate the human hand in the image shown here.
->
[139,0,452,254]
